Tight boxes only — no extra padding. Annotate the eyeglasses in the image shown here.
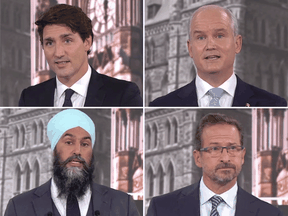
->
[199,146,244,157]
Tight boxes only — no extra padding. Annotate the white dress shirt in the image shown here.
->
[199,178,237,216]
[54,66,92,107]
[195,73,237,107]
[51,178,92,216]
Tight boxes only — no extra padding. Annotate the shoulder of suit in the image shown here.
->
[22,78,55,91]
[92,182,130,198]
[94,71,133,86]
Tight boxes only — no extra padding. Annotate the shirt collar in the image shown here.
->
[55,65,92,100]
[195,73,237,99]
[199,177,238,209]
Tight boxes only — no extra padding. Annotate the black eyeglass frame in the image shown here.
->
[199,145,245,156]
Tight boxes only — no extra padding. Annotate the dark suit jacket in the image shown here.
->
[19,67,142,106]
[5,179,140,216]
[147,183,283,216]
[149,76,287,107]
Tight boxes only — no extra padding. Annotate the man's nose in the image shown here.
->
[206,36,216,50]
[54,42,65,58]
[220,147,230,162]
[72,142,81,155]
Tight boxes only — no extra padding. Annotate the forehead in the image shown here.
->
[201,124,240,144]
[61,127,91,138]
[43,24,76,38]
[191,8,232,32]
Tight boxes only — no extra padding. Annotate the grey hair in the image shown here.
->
[188,5,239,40]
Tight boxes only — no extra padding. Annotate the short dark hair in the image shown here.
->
[195,113,243,151]
[35,4,93,54]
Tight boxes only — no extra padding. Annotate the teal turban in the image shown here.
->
[47,109,95,150]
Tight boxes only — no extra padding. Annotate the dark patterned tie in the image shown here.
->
[209,195,224,216]
[62,89,74,107]
[208,88,224,107]
[66,193,81,216]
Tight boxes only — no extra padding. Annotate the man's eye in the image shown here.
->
[45,41,53,46]
[217,35,223,38]
[211,147,220,151]
[65,39,71,43]
[230,146,237,150]
[198,36,205,40]
[66,141,72,145]
[82,143,89,147]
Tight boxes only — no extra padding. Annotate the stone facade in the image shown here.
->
[145,0,288,105]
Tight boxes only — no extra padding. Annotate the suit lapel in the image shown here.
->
[32,180,54,216]
[177,79,198,106]
[91,183,111,216]
[38,78,55,106]
[235,186,257,216]
[233,76,254,106]
[84,68,106,106]
[177,183,200,216]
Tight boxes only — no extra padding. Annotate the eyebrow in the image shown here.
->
[62,134,91,141]
[193,28,228,35]
[43,33,74,42]
[209,142,238,146]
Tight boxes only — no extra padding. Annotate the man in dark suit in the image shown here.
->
[19,4,142,107]
[5,109,140,216]
[147,113,283,216]
[149,5,286,107]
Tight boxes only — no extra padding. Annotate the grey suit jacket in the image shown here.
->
[5,179,140,216]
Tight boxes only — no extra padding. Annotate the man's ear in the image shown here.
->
[84,35,92,52]
[235,34,242,54]
[193,149,202,168]
[187,40,194,58]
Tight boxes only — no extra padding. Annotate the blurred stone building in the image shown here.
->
[145,108,252,212]
[31,0,143,95]
[111,109,143,200]
[145,0,288,105]
[0,108,111,216]
[252,109,288,204]
[0,0,31,106]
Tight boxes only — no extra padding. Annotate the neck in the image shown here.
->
[203,175,237,194]
[198,71,233,87]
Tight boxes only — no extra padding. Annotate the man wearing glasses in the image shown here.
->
[147,113,283,216]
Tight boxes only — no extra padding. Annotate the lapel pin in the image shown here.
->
[245,103,250,107]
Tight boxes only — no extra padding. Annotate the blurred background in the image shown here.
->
[0,108,143,216]
[0,0,143,106]
[145,0,288,105]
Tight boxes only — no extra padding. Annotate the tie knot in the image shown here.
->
[209,195,224,208]
[65,88,75,99]
[208,88,224,99]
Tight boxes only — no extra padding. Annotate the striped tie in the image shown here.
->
[209,195,224,216]
[208,88,224,107]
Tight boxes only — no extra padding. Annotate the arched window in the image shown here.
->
[253,19,258,41]
[20,125,25,148]
[261,20,266,44]
[15,164,21,193]
[32,122,37,145]
[146,126,151,150]
[276,24,281,47]
[165,120,171,145]
[15,128,19,149]
[158,166,164,195]
[146,44,150,65]
[33,161,40,187]
[148,167,154,197]
[172,119,178,143]
[24,163,30,190]
[39,121,44,143]
[152,124,157,149]
[167,163,174,192]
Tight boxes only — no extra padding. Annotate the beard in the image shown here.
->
[207,162,241,186]
[53,150,94,199]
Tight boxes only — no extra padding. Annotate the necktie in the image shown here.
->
[66,193,81,216]
[208,88,224,107]
[209,195,224,216]
[62,89,74,107]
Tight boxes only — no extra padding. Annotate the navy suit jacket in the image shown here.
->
[19,67,143,106]
[147,183,283,216]
[149,76,287,107]
[5,179,140,216]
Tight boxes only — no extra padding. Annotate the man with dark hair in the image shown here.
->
[147,113,283,216]
[19,4,142,107]
[5,109,140,216]
[149,5,286,107]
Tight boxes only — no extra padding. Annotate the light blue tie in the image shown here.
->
[209,195,224,216]
[208,88,224,107]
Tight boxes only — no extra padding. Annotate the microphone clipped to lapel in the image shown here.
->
[95,210,100,216]
[47,212,53,216]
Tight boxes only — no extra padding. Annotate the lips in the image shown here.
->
[55,61,70,64]
[205,55,220,60]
